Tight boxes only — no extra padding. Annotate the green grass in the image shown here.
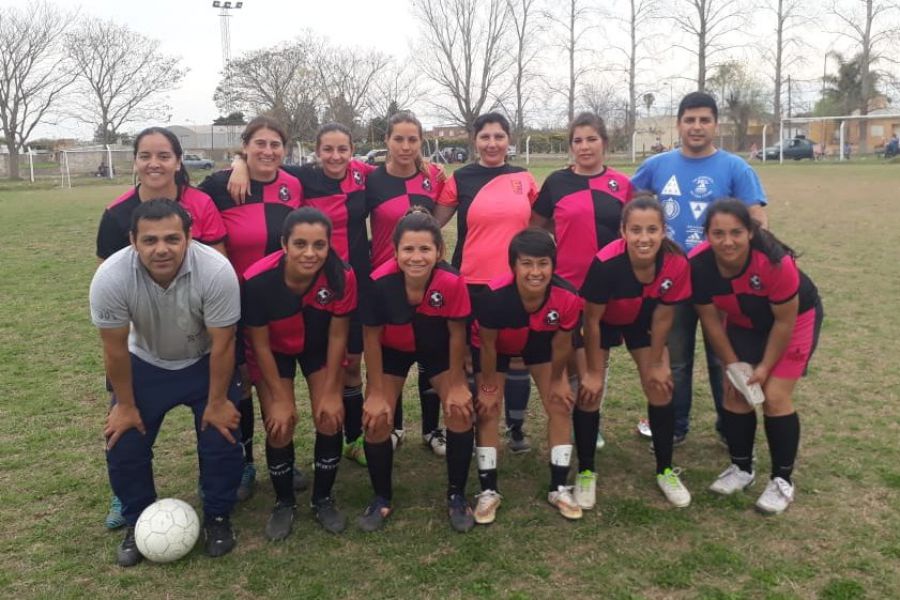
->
[1,162,899,598]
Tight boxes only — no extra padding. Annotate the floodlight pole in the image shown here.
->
[525,135,531,165]
[839,121,846,161]
[211,2,244,70]
[28,147,34,183]
[779,119,784,164]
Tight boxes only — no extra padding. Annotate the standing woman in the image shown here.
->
[691,199,822,514]
[366,111,447,455]
[471,228,584,524]
[434,112,539,452]
[531,112,634,454]
[580,197,693,509]
[198,117,306,500]
[97,126,228,529]
[358,209,475,532]
[242,207,357,538]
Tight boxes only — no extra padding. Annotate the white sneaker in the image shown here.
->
[473,489,502,524]
[709,464,755,496]
[548,486,583,520]
[656,468,691,507]
[422,429,447,457]
[574,470,597,510]
[636,418,652,439]
[756,477,794,515]
[390,428,405,450]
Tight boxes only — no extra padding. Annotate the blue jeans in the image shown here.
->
[668,304,724,438]
[106,354,243,525]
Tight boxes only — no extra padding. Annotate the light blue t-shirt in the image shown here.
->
[631,149,767,250]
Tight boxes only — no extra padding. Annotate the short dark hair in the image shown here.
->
[568,112,609,146]
[133,127,190,187]
[621,196,683,257]
[130,198,192,237]
[508,227,556,270]
[392,206,444,254]
[703,199,794,264]
[472,112,511,137]
[677,92,718,122]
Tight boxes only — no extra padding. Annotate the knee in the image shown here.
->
[267,429,294,449]
[314,417,341,437]
[545,398,572,421]
[445,412,472,433]
[366,418,392,444]
[762,391,794,416]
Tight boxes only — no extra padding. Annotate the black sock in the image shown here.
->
[393,392,404,430]
[312,431,342,502]
[446,428,475,498]
[239,395,254,464]
[648,403,675,475]
[504,369,531,430]
[764,413,800,483]
[572,408,599,472]
[477,469,498,492]
[364,439,394,501]
[266,442,295,505]
[342,385,363,443]
[722,408,757,473]
[418,366,440,434]
[550,464,570,490]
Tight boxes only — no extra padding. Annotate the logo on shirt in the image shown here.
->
[545,309,560,326]
[511,179,523,194]
[661,198,680,220]
[685,227,704,248]
[691,176,714,199]
[428,290,445,308]
[353,169,363,186]
[315,287,335,305]
[608,179,619,192]
[749,274,763,290]
[690,201,708,221]
[659,278,674,295]
[661,175,681,197]
[278,184,291,202]
[422,177,432,192]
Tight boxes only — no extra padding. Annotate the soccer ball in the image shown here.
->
[134,498,200,563]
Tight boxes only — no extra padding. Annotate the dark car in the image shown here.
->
[754,137,817,160]
[182,153,215,169]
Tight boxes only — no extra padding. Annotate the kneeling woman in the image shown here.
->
[580,197,692,508]
[691,199,822,515]
[472,228,584,523]
[242,207,357,539]
[359,208,475,532]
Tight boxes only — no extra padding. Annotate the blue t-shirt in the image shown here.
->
[631,149,767,250]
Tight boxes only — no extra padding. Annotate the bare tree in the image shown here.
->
[66,18,186,144]
[365,62,423,120]
[618,0,660,136]
[707,61,768,150]
[314,45,391,134]
[545,0,599,124]
[668,0,750,91]
[0,2,75,180]
[830,0,900,152]
[504,0,543,147]
[411,0,511,138]
[758,0,810,126]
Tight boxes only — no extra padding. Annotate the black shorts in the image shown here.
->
[347,310,363,355]
[273,351,326,380]
[599,321,652,350]
[381,346,449,381]
[470,346,551,373]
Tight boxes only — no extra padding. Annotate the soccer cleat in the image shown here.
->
[636,418,652,438]
[236,463,257,502]
[423,429,447,457]
[293,465,310,491]
[105,495,126,530]
[447,494,475,533]
[574,470,597,510]
[709,464,755,496]
[657,468,691,508]
[595,431,606,451]
[116,526,143,567]
[506,426,531,454]
[391,428,406,450]
[473,489,502,525]
[358,496,393,533]
[312,496,347,534]
[343,436,368,467]
[264,501,295,541]
[755,477,794,515]
[203,515,236,557]
[548,486,583,520]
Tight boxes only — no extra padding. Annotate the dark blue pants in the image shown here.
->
[668,303,724,438]
[106,353,243,525]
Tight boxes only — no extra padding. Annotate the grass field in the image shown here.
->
[1,161,899,599]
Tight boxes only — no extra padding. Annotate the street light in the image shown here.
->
[211,1,244,69]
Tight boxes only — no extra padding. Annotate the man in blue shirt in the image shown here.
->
[631,92,768,444]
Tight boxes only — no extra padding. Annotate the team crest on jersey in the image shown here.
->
[278,184,291,202]
[315,287,334,305]
[428,290,445,308]
[749,274,763,290]
[545,309,560,326]
[511,179,523,194]
[691,176,714,199]
[659,278,674,295]
[422,177,432,192]
[352,170,363,186]
[662,198,680,219]
[608,179,619,192]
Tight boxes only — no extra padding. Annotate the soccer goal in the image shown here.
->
[772,113,900,163]
[58,146,133,188]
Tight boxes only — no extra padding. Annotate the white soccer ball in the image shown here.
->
[134,498,200,563]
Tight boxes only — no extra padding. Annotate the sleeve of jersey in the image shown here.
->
[447,275,471,319]
[89,265,130,328]
[733,161,768,206]
[560,292,585,331]
[473,289,502,329]
[526,173,539,205]
[662,256,692,305]
[96,210,122,260]
[769,256,800,304]
[333,268,358,316]
[630,159,654,193]
[430,164,447,198]
[359,279,385,326]
[193,197,227,244]
[241,278,269,327]
[690,258,714,305]
[532,176,555,219]
[623,178,636,202]
[436,174,458,207]
[203,262,242,328]
[580,258,611,305]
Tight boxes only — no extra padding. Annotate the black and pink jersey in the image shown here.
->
[533,167,633,288]
[362,260,471,355]
[437,163,538,284]
[198,169,302,278]
[471,273,583,355]
[689,242,819,332]
[96,186,227,259]
[581,239,691,325]
[242,251,357,356]
[366,163,445,269]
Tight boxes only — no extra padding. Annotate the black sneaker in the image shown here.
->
[116,526,143,567]
[293,466,310,492]
[264,501,296,541]
[311,496,347,534]
[358,496,392,533]
[447,494,475,533]
[506,426,531,454]
[204,515,236,557]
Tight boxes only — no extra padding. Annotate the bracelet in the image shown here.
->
[479,384,498,394]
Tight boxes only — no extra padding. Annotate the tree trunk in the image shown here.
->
[5,139,21,180]
[628,0,637,137]
[568,0,575,123]
[773,0,783,128]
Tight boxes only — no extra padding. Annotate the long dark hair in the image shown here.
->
[280,207,346,298]
[621,196,684,256]
[133,126,190,189]
[508,227,557,270]
[703,199,796,264]
[392,206,444,255]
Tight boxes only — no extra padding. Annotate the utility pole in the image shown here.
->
[787,75,792,137]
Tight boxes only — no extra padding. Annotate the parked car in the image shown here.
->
[754,136,817,160]
[366,149,388,165]
[507,145,517,159]
[429,146,469,164]
[182,154,215,169]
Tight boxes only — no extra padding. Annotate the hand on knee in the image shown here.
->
[365,421,392,444]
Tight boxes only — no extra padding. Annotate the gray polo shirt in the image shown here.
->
[89,241,240,370]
